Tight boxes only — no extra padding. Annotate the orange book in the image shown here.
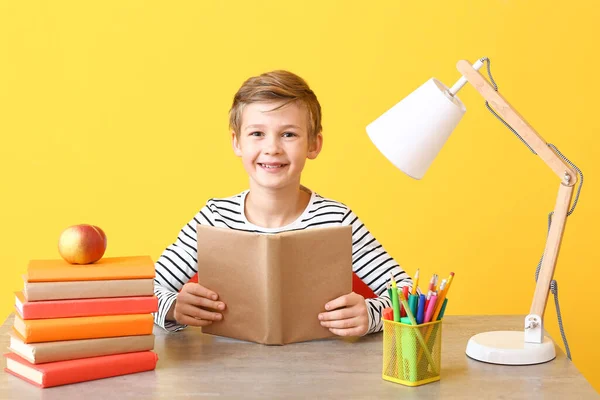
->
[15,292,158,319]
[26,255,155,282]
[13,313,154,343]
[4,351,158,388]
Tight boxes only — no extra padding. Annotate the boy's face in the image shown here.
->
[232,101,322,192]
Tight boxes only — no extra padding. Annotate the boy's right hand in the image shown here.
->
[173,283,226,327]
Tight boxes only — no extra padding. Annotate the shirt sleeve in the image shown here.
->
[153,204,214,332]
[341,208,413,335]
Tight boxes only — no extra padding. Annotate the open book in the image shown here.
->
[197,225,352,345]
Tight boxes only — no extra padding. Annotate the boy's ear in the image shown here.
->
[307,131,323,160]
[231,131,242,157]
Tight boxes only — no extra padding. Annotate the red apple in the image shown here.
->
[58,224,107,264]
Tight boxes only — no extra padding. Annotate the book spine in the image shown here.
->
[44,351,158,388]
[265,234,283,344]
[26,256,155,282]
[23,279,154,301]
[20,296,158,319]
[25,335,155,364]
[23,314,154,343]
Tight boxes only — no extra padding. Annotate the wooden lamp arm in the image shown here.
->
[456,60,577,342]
[456,60,577,183]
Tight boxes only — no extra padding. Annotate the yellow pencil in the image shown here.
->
[411,268,420,295]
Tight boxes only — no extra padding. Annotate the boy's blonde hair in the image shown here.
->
[229,70,322,144]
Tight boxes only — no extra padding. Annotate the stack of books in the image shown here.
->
[4,256,159,388]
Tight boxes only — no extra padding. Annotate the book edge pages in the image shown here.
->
[5,358,43,384]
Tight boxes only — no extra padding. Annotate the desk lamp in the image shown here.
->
[366,57,583,365]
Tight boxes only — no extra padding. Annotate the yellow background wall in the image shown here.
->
[1,0,598,391]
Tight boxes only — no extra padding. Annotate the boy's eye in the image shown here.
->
[250,131,263,137]
[282,132,297,138]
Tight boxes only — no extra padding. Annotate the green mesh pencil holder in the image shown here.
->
[382,319,442,386]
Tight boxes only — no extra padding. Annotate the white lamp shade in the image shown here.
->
[366,78,467,179]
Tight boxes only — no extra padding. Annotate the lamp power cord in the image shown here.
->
[479,57,583,361]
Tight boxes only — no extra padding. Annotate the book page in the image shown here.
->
[197,225,269,343]
[279,226,352,344]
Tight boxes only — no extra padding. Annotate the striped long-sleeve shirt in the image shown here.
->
[153,188,412,335]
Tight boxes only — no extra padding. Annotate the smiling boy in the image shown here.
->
[153,70,412,337]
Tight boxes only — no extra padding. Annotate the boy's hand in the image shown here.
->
[173,283,226,327]
[318,292,369,337]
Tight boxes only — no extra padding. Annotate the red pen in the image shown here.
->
[383,307,394,321]
[400,286,409,317]
[430,274,437,292]
[425,273,437,310]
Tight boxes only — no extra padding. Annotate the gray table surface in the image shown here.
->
[0,314,597,399]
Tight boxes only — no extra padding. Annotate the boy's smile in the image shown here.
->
[257,162,288,172]
[232,101,322,192]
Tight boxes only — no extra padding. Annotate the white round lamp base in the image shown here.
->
[466,331,556,365]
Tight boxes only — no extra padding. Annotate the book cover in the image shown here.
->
[26,255,155,282]
[23,278,154,301]
[8,331,155,364]
[15,291,158,319]
[4,351,158,388]
[197,225,352,345]
[13,313,154,343]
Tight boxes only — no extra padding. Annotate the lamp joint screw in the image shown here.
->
[525,317,539,330]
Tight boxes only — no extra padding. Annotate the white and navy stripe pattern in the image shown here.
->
[154,189,412,335]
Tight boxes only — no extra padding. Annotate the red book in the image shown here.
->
[4,351,158,388]
[15,292,158,319]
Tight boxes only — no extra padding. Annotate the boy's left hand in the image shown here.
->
[318,292,369,337]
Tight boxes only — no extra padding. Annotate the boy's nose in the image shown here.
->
[263,136,282,154]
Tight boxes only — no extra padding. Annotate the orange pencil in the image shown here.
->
[431,279,448,321]
[442,272,454,299]
[433,272,454,322]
